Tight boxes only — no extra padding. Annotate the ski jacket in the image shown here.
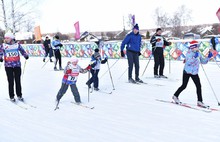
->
[90,55,107,70]
[0,43,28,67]
[184,49,209,75]
[121,32,141,53]
[51,40,63,50]
[150,34,170,49]
[62,63,87,85]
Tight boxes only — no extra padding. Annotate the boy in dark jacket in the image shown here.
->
[86,48,107,91]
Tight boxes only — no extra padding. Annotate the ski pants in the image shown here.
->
[126,50,140,80]
[54,49,62,68]
[56,83,81,103]
[5,67,22,99]
[44,47,53,58]
[153,47,164,76]
[174,72,203,102]
[87,69,99,88]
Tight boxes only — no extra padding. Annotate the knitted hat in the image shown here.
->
[156,28,162,32]
[54,35,59,39]
[94,48,99,52]
[70,56,78,64]
[189,40,198,49]
[133,24,139,30]
[5,32,15,39]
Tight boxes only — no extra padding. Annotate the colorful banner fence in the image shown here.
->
[22,39,220,61]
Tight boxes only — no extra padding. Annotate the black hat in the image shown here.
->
[54,35,59,39]
[94,48,99,52]
[156,28,162,32]
[133,24,139,30]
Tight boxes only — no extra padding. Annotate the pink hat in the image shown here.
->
[70,57,78,64]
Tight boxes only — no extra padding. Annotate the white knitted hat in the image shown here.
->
[5,32,15,39]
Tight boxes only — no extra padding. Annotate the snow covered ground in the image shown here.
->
[0,57,220,142]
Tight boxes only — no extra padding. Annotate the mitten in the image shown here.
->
[208,51,213,58]
[194,52,199,58]
[25,55,29,60]
[85,65,92,70]
[121,51,125,57]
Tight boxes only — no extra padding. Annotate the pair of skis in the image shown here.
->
[54,101,94,111]
[156,99,219,113]
[7,99,37,110]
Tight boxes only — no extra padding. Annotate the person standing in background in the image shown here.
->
[43,36,53,62]
[150,28,171,78]
[51,35,63,71]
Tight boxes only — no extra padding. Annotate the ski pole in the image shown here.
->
[41,59,50,69]
[88,70,90,102]
[100,59,119,79]
[22,60,27,79]
[141,55,152,77]
[107,60,115,90]
[200,61,220,106]
[169,53,171,74]
[118,68,127,80]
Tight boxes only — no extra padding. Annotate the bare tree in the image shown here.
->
[153,7,170,28]
[169,5,192,37]
[0,0,8,30]
[1,0,40,33]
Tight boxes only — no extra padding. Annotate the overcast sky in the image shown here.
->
[37,0,220,33]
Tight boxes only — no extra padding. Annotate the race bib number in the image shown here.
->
[67,76,77,81]
[5,50,20,61]
[156,41,163,47]
[6,51,19,57]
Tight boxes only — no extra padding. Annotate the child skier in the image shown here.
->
[86,48,108,91]
[172,40,213,108]
[56,57,87,104]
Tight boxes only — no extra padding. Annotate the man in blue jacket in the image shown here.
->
[121,24,143,83]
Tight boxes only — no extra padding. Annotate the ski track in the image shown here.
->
[0,57,220,142]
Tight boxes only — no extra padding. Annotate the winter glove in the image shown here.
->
[121,51,125,57]
[85,64,92,70]
[194,52,199,58]
[0,58,3,62]
[101,58,108,64]
[25,55,29,60]
[138,52,141,56]
[208,51,213,58]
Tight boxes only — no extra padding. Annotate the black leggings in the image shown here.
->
[174,72,203,102]
[54,49,62,68]
[5,67,22,99]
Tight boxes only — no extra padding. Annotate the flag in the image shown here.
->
[132,15,135,26]
[34,26,42,41]
[216,8,220,22]
[74,21,80,40]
